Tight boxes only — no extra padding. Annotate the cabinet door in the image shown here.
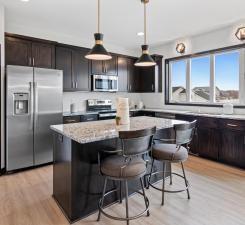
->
[128,58,140,92]
[91,60,104,74]
[117,56,128,92]
[56,47,73,90]
[138,66,155,92]
[104,55,117,75]
[220,130,245,168]
[5,37,32,66]
[197,128,220,160]
[72,48,90,91]
[32,42,55,69]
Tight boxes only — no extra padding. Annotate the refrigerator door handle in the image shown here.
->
[29,82,34,130]
[34,82,38,127]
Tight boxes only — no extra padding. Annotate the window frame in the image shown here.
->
[165,44,245,108]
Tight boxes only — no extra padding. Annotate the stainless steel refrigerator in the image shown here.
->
[6,65,63,171]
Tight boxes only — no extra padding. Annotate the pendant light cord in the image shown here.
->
[144,1,147,45]
[98,0,100,33]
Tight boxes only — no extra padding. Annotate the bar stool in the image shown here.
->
[97,127,156,225]
[148,120,196,205]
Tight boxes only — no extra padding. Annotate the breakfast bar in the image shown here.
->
[51,116,186,222]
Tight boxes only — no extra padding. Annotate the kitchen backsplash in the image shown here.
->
[63,92,142,112]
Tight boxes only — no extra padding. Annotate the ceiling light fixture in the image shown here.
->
[235,27,245,41]
[176,43,186,54]
[20,0,30,2]
[135,0,156,67]
[137,32,144,36]
[85,0,112,60]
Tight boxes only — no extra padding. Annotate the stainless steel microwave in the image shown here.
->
[92,75,118,92]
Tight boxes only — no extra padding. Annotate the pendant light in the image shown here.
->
[85,0,112,60]
[135,0,156,67]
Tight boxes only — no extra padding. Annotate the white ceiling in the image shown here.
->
[1,0,245,50]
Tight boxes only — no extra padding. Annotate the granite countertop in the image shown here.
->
[51,116,186,144]
[63,108,245,120]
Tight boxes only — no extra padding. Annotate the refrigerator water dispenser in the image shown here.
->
[14,93,29,115]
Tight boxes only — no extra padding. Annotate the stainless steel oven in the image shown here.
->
[92,75,118,92]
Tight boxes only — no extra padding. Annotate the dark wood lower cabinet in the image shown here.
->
[175,114,245,168]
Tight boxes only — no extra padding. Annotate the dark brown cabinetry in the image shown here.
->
[91,54,117,75]
[127,58,140,92]
[219,119,245,168]
[5,35,55,69]
[117,56,128,92]
[55,45,90,91]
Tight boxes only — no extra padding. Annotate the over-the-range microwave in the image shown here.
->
[92,75,118,92]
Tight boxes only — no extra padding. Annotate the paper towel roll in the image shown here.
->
[116,97,130,125]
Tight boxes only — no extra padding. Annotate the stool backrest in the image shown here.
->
[119,127,156,157]
[174,120,197,146]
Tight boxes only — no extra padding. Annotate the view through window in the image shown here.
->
[168,48,243,105]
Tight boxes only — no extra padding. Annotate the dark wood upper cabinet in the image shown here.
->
[55,46,73,90]
[55,45,90,91]
[5,35,55,69]
[5,37,32,67]
[90,54,117,75]
[31,42,55,69]
[117,56,128,92]
[72,48,90,91]
[128,57,140,92]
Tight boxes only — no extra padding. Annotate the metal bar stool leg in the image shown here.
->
[181,162,190,199]
[169,163,173,185]
[147,159,154,189]
[119,181,122,203]
[162,162,167,206]
[125,180,129,225]
[140,177,150,216]
[97,178,108,221]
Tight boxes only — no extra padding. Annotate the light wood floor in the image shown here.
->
[0,156,245,225]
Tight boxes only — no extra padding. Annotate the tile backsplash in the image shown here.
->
[63,92,142,112]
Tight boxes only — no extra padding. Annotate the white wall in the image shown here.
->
[141,21,245,115]
[0,5,4,169]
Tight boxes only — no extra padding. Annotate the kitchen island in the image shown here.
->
[51,116,186,222]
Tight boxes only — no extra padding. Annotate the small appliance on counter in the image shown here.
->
[223,103,234,115]
[70,103,78,113]
[86,99,116,120]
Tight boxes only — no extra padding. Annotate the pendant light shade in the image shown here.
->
[85,33,112,60]
[85,0,112,60]
[135,0,156,67]
[135,45,155,66]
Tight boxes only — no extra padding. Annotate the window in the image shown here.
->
[166,46,245,106]
[215,51,240,104]
[170,60,187,102]
[191,56,210,103]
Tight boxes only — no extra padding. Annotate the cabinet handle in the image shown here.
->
[227,123,238,127]
[152,84,154,91]
[32,57,35,67]
[29,57,32,66]
[130,85,132,91]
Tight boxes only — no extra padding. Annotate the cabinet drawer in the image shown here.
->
[80,114,98,122]
[219,119,245,131]
[197,117,218,129]
[63,116,81,124]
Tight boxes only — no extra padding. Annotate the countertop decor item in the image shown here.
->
[135,0,156,67]
[85,0,112,60]
[223,103,234,115]
[116,97,130,125]
[115,116,121,125]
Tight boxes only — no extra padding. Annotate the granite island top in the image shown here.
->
[51,116,186,144]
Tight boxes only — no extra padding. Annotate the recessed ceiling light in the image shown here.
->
[21,0,30,2]
[137,32,144,36]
